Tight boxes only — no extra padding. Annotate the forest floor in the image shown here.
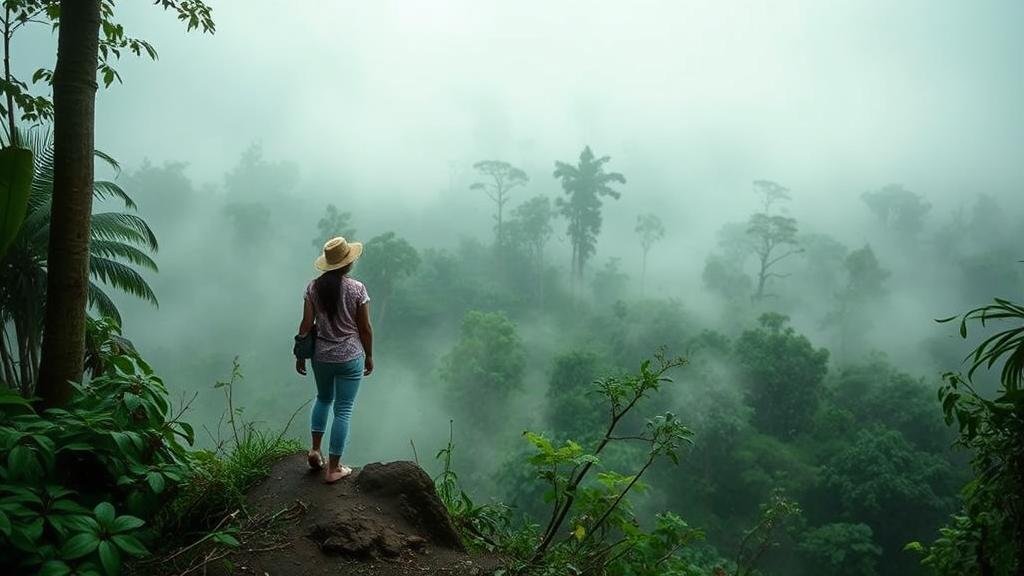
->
[173,454,504,576]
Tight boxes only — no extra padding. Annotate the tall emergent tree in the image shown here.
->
[747,212,800,301]
[553,146,625,287]
[470,160,528,249]
[36,0,214,408]
[745,181,800,300]
[753,179,790,212]
[635,212,664,295]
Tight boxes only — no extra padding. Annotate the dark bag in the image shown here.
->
[294,324,317,359]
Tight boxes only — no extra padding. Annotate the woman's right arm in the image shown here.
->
[295,297,314,375]
[356,302,374,376]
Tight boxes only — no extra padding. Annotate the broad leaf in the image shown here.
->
[0,146,33,257]
[60,532,100,560]
[98,540,121,575]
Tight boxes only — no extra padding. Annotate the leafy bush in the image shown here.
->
[519,353,707,575]
[0,322,301,575]
[909,298,1024,575]
[0,324,192,575]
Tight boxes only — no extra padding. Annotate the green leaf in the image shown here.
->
[0,509,9,536]
[0,146,34,258]
[65,515,102,535]
[94,502,115,528]
[110,514,144,534]
[146,472,165,494]
[98,540,121,575]
[8,444,39,479]
[39,560,73,576]
[61,532,101,560]
[111,534,148,557]
[51,499,89,514]
[25,516,44,541]
[211,532,240,547]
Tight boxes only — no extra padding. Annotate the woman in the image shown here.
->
[296,236,374,483]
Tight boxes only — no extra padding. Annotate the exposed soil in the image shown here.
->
[212,453,504,576]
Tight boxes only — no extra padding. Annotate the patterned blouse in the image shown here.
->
[304,276,370,363]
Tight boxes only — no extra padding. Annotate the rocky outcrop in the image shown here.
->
[223,453,499,576]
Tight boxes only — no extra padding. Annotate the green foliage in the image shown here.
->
[0,146,33,258]
[522,353,698,574]
[508,195,554,258]
[914,298,1024,574]
[312,203,355,248]
[822,426,954,572]
[471,160,529,247]
[829,356,951,454]
[823,428,952,518]
[798,523,881,576]
[441,310,525,432]
[546,351,606,443]
[746,212,801,301]
[733,489,801,576]
[593,257,630,306]
[0,130,157,394]
[635,213,664,293]
[434,421,517,553]
[0,0,214,130]
[702,252,753,304]
[505,194,555,301]
[553,146,626,281]
[825,245,889,360]
[735,314,829,438]
[358,231,420,324]
[0,321,190,574]
[861,184,931,238]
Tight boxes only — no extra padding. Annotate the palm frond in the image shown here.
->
[89,256,158,307]
[90,240,158,271]
[942,298,1024,391]
[87,281,122,325]
[26,130,55,213]
[93,180,136,210]
[16,197,50,245]
[93,149,121,176]
[90,212,159,251]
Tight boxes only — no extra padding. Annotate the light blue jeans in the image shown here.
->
[310,356,364,457]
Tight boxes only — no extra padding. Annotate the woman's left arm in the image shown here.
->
[296,298,314,375]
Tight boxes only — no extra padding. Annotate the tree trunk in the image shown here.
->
[754,253,768,301]
[36,0,101,408]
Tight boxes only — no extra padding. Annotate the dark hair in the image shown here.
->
[314,264,352,321]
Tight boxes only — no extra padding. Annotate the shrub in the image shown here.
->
[0,325,192,575]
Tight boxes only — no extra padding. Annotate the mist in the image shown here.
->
[11,1,1024,574]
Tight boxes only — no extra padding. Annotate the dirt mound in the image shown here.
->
[223,454,502,576]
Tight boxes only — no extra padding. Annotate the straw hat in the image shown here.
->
[314,236,363,271]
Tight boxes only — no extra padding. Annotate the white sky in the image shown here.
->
[16,0,1024,247]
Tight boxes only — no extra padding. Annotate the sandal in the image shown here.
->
[307,450,324,470]
[324,466,352,484]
